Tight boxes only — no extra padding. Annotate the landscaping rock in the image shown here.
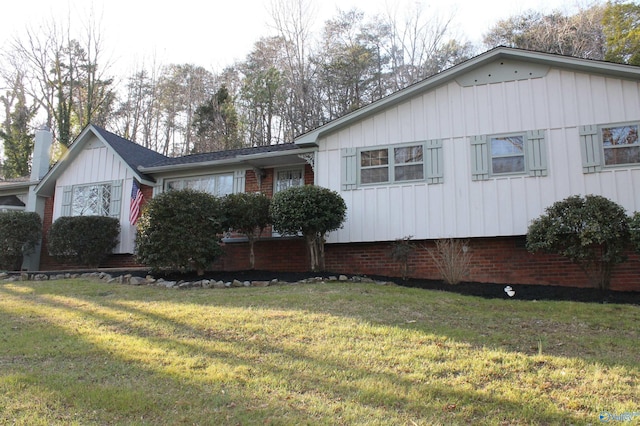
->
[339,275,348,281]
[232,279,243,288]
[129,276,145,286]
[252,281,270,287]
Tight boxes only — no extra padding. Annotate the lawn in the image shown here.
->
[0,279,638,425]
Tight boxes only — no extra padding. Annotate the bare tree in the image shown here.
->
[483,5,606,60]
[384,2,464,90]
[8,10,115,147]
[269,0,318,138]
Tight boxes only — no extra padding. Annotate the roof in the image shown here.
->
[147,143,300,168]
[139,143,315,173]
[0,195,25,207]
[35,124,169,196]
[91,126,168,173]
[295,47,640,146]
[0,177,35,195]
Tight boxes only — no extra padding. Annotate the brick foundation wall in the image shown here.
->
[323,237,640,292]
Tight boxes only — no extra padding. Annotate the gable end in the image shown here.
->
[455,59,550,87]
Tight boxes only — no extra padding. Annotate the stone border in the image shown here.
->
[0,271,396,288]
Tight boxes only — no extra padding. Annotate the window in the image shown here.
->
[580,123,640,173]
[275,168,304,193]
[359,144,424,185]
[61,181,122,218]
[72,183,112,216]
[165,173,234,197]
[602,124,640,166]
[471,130,547,180]
[341,140,443,190]
[490,135,525,174]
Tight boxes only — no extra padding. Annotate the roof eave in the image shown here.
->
[139,147,315,174]
[0,180,38,194]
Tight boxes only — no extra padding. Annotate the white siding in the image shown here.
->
[53,136,137,253]
[320,67,640,244]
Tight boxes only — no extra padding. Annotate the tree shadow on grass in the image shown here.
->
[0,282,622,424]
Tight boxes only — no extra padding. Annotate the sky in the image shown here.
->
[0,0,586,76]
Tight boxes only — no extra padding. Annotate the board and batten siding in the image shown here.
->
[317,67,640,244]
[53,136,138,253]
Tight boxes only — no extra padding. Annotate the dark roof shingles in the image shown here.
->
[146,143,301,168]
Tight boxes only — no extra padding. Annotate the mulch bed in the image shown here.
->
[156,270,640,306]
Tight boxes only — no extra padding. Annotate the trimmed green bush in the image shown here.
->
[47,216,120,267]
[526,194,630,290]
[0,211,42,271]
[221,192,271,269]
[270,185,346,272]
[135,189,224,274]
[630,211,640,254]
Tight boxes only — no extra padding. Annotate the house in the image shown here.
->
[2,47,639,290]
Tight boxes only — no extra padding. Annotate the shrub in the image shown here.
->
[630,211,640,253]
[390,236,415,280]
[47,216,120,267]
[426,238,472,285]
[270,185,346,272]
[526,194,630,290]
[135,189,224,274]
[221,192,271,269]
[0,211,42,271]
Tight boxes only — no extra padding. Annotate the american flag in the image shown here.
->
[129,178,144,225]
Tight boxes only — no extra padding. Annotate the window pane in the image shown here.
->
[394,146,423,164]
[395,164,424,181]
[492,156,525,174]
[361,149,388,167]
[216,174,234,196]
[491,136,524,156]
[361,167,388,184]
[602,125,638,146]
[275,169,303,193]
[604,146,640,165]
[166,181,182,191]
[72,184,111,216]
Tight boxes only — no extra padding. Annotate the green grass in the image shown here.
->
[0,279,638,425]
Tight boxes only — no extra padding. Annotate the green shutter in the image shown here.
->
[61,186,73,216]
[579,125,602,173]
[110,180,123,218]
[425,139,444,184]
[470,135,489,181]
[526,130,547,177]
[341,148,357,190]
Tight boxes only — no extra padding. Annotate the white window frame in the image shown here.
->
[60,180,122,218]
[471,130,547,180]
[165,173,234,197]
[600,122,640,167]
[488,133,527,176]
[357,142,426,186]
[274,167,304,194]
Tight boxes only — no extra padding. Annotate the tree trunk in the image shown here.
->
[248,236,256,270]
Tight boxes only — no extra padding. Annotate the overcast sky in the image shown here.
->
[1,0,587,75]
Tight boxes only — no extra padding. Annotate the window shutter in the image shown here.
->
[110,180,123,218]
[470,135,489,181]
[526,130,548,177]
[579,125,602,173]
[425,139,444,184]
[341,148,357,190]
[61,186,73,216]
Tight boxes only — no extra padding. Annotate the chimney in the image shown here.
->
[31,128,53,181]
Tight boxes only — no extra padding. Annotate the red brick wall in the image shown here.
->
[323,237,640,292]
